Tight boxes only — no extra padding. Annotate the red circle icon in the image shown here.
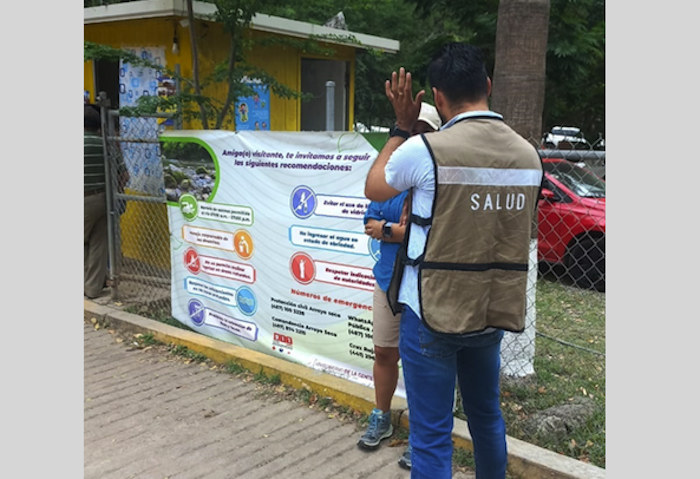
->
[184,248,201,274]
[290,252,315,285]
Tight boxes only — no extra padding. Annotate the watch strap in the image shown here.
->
[390,123,410,139]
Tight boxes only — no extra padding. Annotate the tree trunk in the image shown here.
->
[187,0,209,129]
[491,0,550,145]
[215,31,238,129]
[491,1,550,379]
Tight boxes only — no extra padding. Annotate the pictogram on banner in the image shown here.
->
[290,252,316,285]
[187,298,205,326]
[233,230,254,260]
[184,248,201,274]
[290,185,317,219]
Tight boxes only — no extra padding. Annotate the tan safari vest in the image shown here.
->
[387,116,543,335]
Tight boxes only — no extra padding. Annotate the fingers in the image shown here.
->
[385,80,394,101]
[388,69,421,103]
[414,89,426,106]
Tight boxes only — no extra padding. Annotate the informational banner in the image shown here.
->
[163,130,403,395]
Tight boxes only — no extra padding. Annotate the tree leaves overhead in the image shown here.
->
[406,0,604,139]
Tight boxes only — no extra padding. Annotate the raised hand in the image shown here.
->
[385,67,425,132]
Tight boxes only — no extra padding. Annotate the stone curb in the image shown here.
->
[85,299,605,479]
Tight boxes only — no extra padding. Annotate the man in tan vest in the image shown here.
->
[364,43,543,479]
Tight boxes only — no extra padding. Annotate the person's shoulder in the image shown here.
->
[403,134,428,150]
[390,135,430,161]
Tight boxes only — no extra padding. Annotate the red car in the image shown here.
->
[538,159,605,290]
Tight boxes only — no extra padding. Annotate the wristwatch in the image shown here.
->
[389,123,410,140]
[383,222,394,238]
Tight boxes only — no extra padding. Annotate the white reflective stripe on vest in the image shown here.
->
[437,167,542,186]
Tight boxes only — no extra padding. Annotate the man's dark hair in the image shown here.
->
[84,104,101,131]
[427,42,489,104]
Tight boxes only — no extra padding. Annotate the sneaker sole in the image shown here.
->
[356,424,394,450]
[397,458,411,470]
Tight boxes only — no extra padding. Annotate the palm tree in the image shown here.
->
[490,0,551,145]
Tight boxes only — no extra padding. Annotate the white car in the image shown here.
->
[541,126,592,150]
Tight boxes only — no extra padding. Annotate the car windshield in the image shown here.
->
[544,161,606,198]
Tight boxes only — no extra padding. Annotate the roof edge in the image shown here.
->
[84,0,400,53]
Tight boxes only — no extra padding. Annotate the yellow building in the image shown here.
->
[84,0,400,132]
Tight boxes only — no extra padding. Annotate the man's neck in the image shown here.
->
[443,101,491,124]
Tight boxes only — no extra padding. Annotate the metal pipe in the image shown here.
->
[325,81,335,131]
[107,110,123,290]
[97,92,118,301]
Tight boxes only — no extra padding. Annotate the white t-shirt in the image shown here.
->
[384,110,504,321]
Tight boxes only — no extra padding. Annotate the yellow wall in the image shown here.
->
[84,17,356,131]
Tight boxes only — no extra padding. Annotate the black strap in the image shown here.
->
[421,261,528,272]
[409,214,432,226]
[398,248,424,267]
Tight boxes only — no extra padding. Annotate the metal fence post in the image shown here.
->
[325,81,335,131]
[174,64,183,130]
[97,91,119,301]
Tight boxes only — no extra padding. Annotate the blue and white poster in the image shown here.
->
[118,46,167,196]
[235,77,271,131]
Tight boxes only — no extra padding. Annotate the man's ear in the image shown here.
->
[486,77,492,97]
[433,87,442,109]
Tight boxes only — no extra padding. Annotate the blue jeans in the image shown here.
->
[399,306,507,479]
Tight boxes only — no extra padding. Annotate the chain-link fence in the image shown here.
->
[482,141,605,467]
[101,105,173,315]
[99,107,605,467]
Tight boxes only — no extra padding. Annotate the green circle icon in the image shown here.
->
[179,194,199,221]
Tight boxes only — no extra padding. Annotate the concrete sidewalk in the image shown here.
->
[84,321,475,479]
[85,299,606,479]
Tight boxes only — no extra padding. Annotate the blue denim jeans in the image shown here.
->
[399,306,507,479]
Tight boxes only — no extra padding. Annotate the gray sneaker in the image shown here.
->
[398,443,412,469]
[357,408,393,449]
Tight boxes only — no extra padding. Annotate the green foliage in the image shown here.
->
[452,447,476,469]
[406,0,604,140]
[253,367,282,384]
[224,360,247,375]
[141,333,157,346]
[162,142,211,163]
[543,0,605,139]
[168,344,208,362]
